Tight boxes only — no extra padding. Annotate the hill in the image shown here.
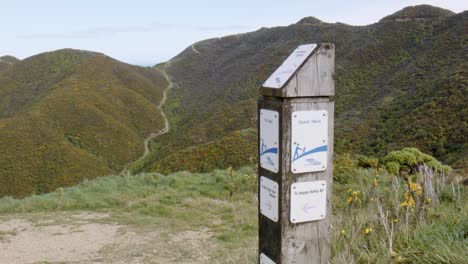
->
[0,49,168,197]
[380,5,455,21]
[0,55,19,72]
[137,6,466,174]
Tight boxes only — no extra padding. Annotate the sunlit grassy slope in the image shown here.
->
[0,55,19,72]
[140,6,467,174]
[1,165,465,263]
[0,49,168,197]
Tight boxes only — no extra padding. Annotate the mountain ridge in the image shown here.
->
[0,55,19,72]
[0,5,466,197]
[137,6,467,174]
[380,4,456,21]
[0,49,169,197]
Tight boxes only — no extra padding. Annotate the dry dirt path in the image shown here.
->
[0,59,12,65]
[120,63,174,175]
[0,212,217,264]
[191,44,200,55]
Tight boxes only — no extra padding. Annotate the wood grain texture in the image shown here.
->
[260,43,335,98]
[280,98,334,264]
[258,97,284,263]
[258,43,334,264]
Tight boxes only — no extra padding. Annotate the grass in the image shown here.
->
[0,166,465,263]
[331,167,467,263]
[0,167,259,263]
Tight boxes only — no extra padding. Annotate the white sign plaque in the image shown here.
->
[263,44,317,89]
[260,176,279,222]
[291,110,328,173]
[260,109,279,172]
[260,253,276,264]
[290,180,327,223]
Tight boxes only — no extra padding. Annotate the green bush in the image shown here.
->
[383,147,452,176]
[384,161,400,175]
[356,155,379,168]
[334,153,358,183]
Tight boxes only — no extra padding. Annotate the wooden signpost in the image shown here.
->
[258,43,335,264]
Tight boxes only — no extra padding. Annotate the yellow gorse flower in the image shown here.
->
[364,227,373,235]
[401,192,415,208]
[372,177,378,187]
[347,190,361,205]
[409,181,422,195]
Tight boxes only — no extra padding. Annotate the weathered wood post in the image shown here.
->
[258,43,335,264]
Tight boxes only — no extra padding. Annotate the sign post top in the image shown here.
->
[261,43,335,98]
[263,44,317,89]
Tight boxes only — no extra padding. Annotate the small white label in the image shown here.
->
[260,109,279,173]
[260,253,276,264]
[291,110,328,173]
[290,181,327,223]
[263,44,317,89]
[260,176,279,222]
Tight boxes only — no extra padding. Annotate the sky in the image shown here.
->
[1,0,466,66]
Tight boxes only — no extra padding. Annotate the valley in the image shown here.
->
[0,4,466,198]
[0,4,466,263]
[120,63,175,175]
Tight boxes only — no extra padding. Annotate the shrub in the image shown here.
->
[334,153,358,183]
[384,161,400,175]
[357,155,379,168]
[383,147,452,176]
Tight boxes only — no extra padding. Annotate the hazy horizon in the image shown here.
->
[2,0,466,66]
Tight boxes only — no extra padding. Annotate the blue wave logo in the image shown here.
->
[292,145,327,162]
[260,138,278,157]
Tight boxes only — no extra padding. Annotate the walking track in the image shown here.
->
[120,62,174,175]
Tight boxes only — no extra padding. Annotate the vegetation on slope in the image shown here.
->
[379,5,455,21]
[139,6,466,174]
[1,5,465,198]
[0,55,19,73]
[0,149,465,263]
[0,49,168,197]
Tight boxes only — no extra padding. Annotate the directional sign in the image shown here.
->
[291,110,328,173]
[263,44,317,89]
[260,176,279,222]
[260,253,276,264]
[290,181,327,223]
[260,109,279,172]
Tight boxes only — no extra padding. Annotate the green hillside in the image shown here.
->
[0,49,168,197]
[0,5,465,197]
[379,5,455,21]
[0,55,19,72]
[138,5,467,174]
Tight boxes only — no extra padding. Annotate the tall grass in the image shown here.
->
[0,166,465,263]
[0,167,256,213]
[331,167,467,263]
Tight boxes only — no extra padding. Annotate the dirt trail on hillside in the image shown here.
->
[120,62,174,175]
[0,212,217,264]
[191,44,200,55]
[0,59,12,65]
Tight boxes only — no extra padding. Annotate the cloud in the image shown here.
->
[196,25,254,31]
[19,23,254,39]
[19,25,154,39]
